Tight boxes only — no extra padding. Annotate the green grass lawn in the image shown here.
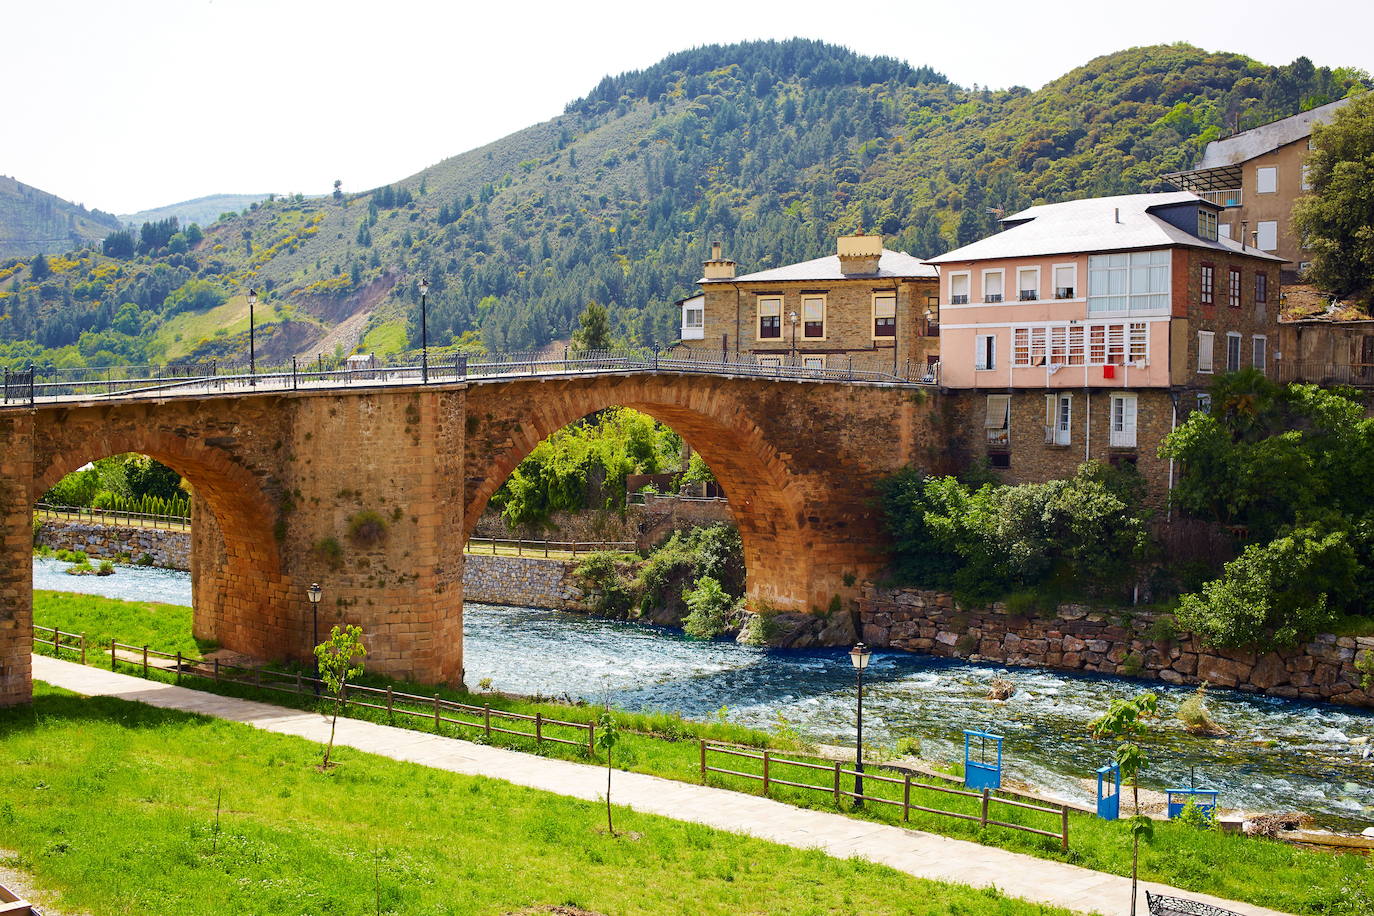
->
[31,592,1374,916]
[0,683,1080,916]
[36,590,209,660]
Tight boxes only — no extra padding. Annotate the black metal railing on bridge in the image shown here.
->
[1,348,939,407]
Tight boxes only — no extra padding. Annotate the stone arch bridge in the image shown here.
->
[0,370,941,706]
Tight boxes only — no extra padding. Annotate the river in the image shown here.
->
[32,557,1374,830]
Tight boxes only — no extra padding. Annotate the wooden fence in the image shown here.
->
[96,639,597,755]
[465,536,635,558]
[700,742,1069,850]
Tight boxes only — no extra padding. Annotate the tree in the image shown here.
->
[314,624,367,768]
[1091,692,1159,916]
[30,254,50,281]
[333,179,343,202]
[571,301,613,352]
[594,707,621,835]
[1292,91,1374,301]
[102,230,135,259]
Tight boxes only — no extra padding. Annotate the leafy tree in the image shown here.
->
[1292,91,1374,302]
[1091,692,1159,916]
[314,624,367,768]
[682,576,737,638]
[333,179,343,202]
[571,301,613,352]
[594,708,620,835]
[164,278,228,316]
[29,254,50,281]
[102,230,135,259]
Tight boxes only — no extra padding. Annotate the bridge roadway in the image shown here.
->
[1,352,944,707]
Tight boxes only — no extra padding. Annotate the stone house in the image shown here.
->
[679,235,940,376]
[927,192,1284,495]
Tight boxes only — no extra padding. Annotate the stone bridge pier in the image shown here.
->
[1,375,934,707]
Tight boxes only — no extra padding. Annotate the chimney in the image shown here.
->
[702,239,736,280]
[837,232,882,275]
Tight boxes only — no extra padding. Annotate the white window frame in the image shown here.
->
[1256,220,1278,252]
[975,333,996,371]
[985,394,1011,448]
[1256,166,1277,194]
[1197,330,1215,373]
[872,292,897,340]
[981,269,1005,304]
[756,296,782,341]
[1110,393,1138,449]
[1226,332,1242,372]
[1197,209,1218,241]
[801,294,827,340]
[1196,392,1212,414]
[757,355,783,368]
[1052,263,1077,299]
[801,354,826,370]
[1017,266,1041,302]
[1253,335,1267,375]
[680,297,704,339]
[1088,250,1170,316]
[1045,393,1072,446]
[949,271,971,305]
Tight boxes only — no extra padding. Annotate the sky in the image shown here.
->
[6,0,1373,216]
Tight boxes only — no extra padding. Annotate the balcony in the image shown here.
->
[985,294,1003,303]
[1109,427,1137,449]
[1197,189,1243,208]
[1278,361,1374,387]
[950,294,969,305]
[1019,290,1039,301]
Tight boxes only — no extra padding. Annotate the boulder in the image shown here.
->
[1250,653,1290,690]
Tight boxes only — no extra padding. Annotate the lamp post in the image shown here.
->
[247,288,258,387]
[307,582,322,687]
[788,310,799,364]
[418,278,430,384]
[849,642,871,806]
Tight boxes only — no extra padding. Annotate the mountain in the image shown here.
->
[118,194,274,232]
[0,40,1365,370]
[0,175,121,259]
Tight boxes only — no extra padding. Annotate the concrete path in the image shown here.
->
[31,655,1292,916]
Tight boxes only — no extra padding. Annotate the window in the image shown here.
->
[1301,164,1312,191]
[1299,260,1312,274]
[950,272,970,305]
[988,452,1011,469]
[757,355,782,367]
[1200,263,1214,306]
[1017,266,1040,301]
[926,296,940,336]
[1198,209,1218,241]
[1196,392,1212,414]
[1256,166,1277,194]
[757,297,781,339]
[872,293,896,338]
[1053,264,1076,299]
[1218,223,1232,240]
[1089,250,1170,314]
[982,269,1004,303]
[802,295,825,338]
[975,334,996,371]
[1045,394,1072,446]
[1226,332,1242,372]
[1198,330,1215,373]
[1129,322,1148,364]
[1254,271,1268,304]
[802,355,826,369]
[1228,268,1242,308]
[1253,335,1267,374]
[1013,322,1146,367]
[1110,394,1138,449]
[1257,221,1278,252]
[681,297,704,339]
[985,394,1011,448]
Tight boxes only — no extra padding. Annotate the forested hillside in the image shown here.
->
[0,176,121,260]
[118,194,272,233]
[0,40,1365,370]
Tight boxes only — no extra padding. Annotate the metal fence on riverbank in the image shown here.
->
[35,502,190,531]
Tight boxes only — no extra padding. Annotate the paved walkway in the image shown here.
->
[32,655,1291,916]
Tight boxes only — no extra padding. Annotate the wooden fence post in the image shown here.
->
[142,645,149,678]
[386,685,394,724]
[980,789,990,828]
[434,693,441,732]
[174,651,182,684]
[833,760,842,806]
[80,634,86,666]
[295,671,302,695]
[213,657,220,681]
[699,739,706,783]
[1061,804,1070,852]
[588,721,596,757]
[762,750,771,797]
[903,772,911,822]
[111,639,117,671]
[535,712,543,746]
[483,703,491,738]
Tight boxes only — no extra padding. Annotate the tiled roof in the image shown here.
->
[700,249,938,284]
[1194,98,1351,169]
[926,192,1286,264]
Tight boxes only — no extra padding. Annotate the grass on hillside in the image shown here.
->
[31,592,1374,916]
[361,318,409,356]
[148,294,299,362]
[0,683,1077,916]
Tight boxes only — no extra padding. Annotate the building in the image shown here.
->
[681,235,940,376]
[927,192,1284,491]
[1164,98,1351,277]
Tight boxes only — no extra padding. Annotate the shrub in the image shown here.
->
[1176,684,1226,736]
[313,537,343,570]
[573,551,638,616]
[894,735,922,758]
[97,559,115,576]
[137,553,155,567]
[682,576,738,639]
[31,516,43,545]
[1174,796,1219,831]
[347,511,387,547]
[1147,614,1181,643]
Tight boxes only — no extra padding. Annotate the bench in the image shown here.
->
[1146,890,1242,916]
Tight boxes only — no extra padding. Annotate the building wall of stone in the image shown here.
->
[1173,248,1282,396]
[472,496,734,549]
[0,412,34,707]
[36,519,191,571]
[462,554,587,611]
[1220,138,1315,270]
[859,586,1374,708]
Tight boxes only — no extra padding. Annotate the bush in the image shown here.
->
[573,551,639,616]
[1176,684,1226,736]
[97,559,115,576]
[682,576,738,639]
[348,511,387,547]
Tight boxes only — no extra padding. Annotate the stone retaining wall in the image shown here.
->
[36,519,190,571]
[461,554,587,611]
[472,496,733,550]
[859,586,1374,708]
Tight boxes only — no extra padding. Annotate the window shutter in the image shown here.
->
[1045,394,1055,442]
[873,295,896,319]
[985,395,1010,429]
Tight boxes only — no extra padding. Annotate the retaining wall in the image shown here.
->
[859,586,1374,708]
[461,553,587,611]
[36,519,191,571]
[472,496,732,550]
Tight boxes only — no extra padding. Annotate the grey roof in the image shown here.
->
[1193,98,1352,169]
[700,249,938,284]
[926,192,1285,264]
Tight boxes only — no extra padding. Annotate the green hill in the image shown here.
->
[0,175,121,260]
[118,194,273,231]
[0,40,1365,370]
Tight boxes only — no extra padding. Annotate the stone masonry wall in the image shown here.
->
[460,554,587,611]
[472,496,733,550]
[860,586,1374,708]
[36,519,191,571]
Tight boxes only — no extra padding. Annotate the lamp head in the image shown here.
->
[849,643,871,671]
[248,288,257,306]
[419,278,429,296]
[307,582,322,605]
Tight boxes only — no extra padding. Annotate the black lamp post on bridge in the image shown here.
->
[850,642,872,806]
[247,288,258,387]
[307,582,322,689]
[419,278,430,384]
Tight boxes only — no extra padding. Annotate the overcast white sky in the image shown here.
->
[7,0,1372,215]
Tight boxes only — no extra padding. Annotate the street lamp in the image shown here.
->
[307,582,322,686]
[849,642,872,805]
[247,288,258,387]
[418,278,430,384]
[788,310,799,363]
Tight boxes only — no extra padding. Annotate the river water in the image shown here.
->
[32,558,1374,829]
